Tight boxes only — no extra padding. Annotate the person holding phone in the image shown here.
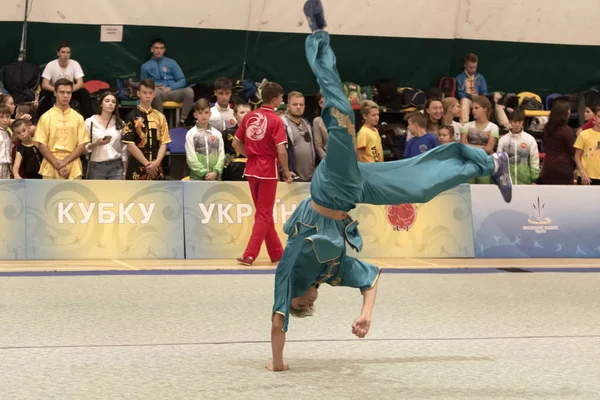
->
[84,92,128,179]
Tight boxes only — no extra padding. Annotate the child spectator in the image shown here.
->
[15,104,36,136]
[461,96,499,155]
[438,125,454,145]
[497,110,540,185]
[0,105,12,178]
[461,96,499,184]
[574,105,600,185]
[186,99,225,181]
[11,119,42,180]
[442,97,463,141]
[404,112,439,158]
[313,92,328,161]
[222,103,251,181]
[0,94,16,118]
[356,100,383,162]
[209,77,236,134]
[576,105,597,136]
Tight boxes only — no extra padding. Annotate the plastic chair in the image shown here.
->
[162,101,183,127]
[83,80,110,93]
[545,93,563,110]
[167,127,188,154]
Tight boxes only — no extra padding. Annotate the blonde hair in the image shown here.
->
[442,97,459,114]
[194,98,211,112]
[360,100,379,116]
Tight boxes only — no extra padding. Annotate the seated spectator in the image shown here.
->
[442,97,463,141]
[282,91,316,181]
[222,103,251,181]
[209,77,236,134]
[437,125,454,145]
[140,39,194,127]
[0,106,12,179]
[576,104,597,136]
[456,53,508,129]
[34,79,89,179]
[37,43,93,119]
[15,105,36,137]
[122,79,171,180]
[540,101,575,185]
[574,105,600,185]
[0,94,16,118]
[403,112,439,158]
[356,100,383,163]
[84,93,128,180]
[461,96,499,184]
[497,110,540,185]
[11,119,42,180]
[186,99,225,181]
[312,92,328,161]
[424,97,444,135]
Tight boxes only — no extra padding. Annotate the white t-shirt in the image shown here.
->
[451,121,463,141]
[209,105,236,134]
[42,59,85,84]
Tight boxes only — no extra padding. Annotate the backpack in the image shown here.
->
[398,87,427,109]
[343,82,362,108]
[439,77,457,98]
[375,79,403,109]
[116,78,139,100]
[232,79,263,110]
[520,96,543,111]
[499,93,519,110]
[3,60,41,104]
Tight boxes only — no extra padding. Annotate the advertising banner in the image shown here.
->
[0,181,26,260]
[184,182,475,259]
[471,185,600,258]
[25,181,185,260]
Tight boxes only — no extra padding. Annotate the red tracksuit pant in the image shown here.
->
[243,177,284,261]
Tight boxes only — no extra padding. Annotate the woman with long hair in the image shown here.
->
[442,97,463,141]
[541,101,575,184]
[84,92,128,179]
[423,97,443,135]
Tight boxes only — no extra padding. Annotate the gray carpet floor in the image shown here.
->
[1,272,599,399]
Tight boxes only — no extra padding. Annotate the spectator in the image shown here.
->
[84,92,128,180]
[11,119,42,180]
[461,96,499,155]
[497,110,540,185]
[121,79,171,180]
[574,105,600,185]
[222,103,251,181]
[576,104,597,136]
[437,125,454,145]
[209,77,236,134]
[313,91,328,160]
[33,79,89,179]
[456,53,509,129]
[15,105,36,137]
[232,82,295,266]
[461,96,499,184]
[442,97,463,141]
[0,105,12,179]
[356,100,383,162]
[540,101,575,185]
[403,112,439,158]
[282,91,316,182]
[0,94,16,118]
[186,99,225,181]
[140,39,194,127]
[37,43,93,119]
[424,97,444,135]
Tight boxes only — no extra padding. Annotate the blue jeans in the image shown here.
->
[87,159,124,180]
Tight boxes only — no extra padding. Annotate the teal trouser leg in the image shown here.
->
[358,142,495,205]
[305,31,362,211]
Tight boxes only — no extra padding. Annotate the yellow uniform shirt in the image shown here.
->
[34,106,89,179]
[356,125,383,163]
[574,128,600,179]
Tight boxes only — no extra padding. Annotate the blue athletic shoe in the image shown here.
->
[492,152,513,203]
[304,0,327,32]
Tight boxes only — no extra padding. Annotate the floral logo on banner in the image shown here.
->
[386,203,417,231]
